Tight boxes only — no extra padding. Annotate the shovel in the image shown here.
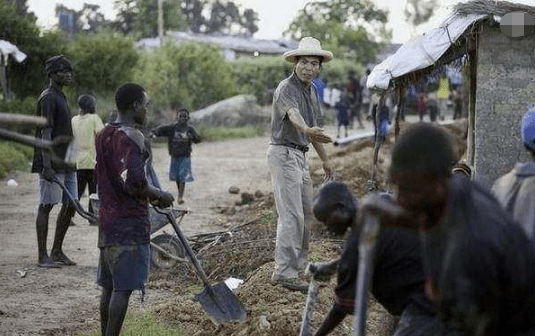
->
[157,207,247,324]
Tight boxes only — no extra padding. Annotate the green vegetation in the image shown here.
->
[0,141,33,179]
[196,124,267,142]
[78,311,184,336]
[261,209,277,226]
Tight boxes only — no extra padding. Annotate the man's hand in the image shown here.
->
[152,190,174,208]
[42,166,55,182]
[322,159,334,177]
[306,259,340,282]
[306,126,332,144]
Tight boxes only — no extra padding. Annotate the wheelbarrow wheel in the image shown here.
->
[151,234,185,269]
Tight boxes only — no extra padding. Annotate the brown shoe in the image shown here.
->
[275,277,309,293]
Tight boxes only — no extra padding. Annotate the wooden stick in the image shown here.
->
[0,113,47,126]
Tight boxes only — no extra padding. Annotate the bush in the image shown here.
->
[133,41,237,114]
[231,55,292,105]
[0,141,32,179]
[67,32,139,95]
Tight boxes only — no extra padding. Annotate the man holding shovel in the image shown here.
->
[95,83,174,336]
[268,37,334,292]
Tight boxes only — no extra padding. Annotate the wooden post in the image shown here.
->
[466,34,478,169]
[158,0,164,43]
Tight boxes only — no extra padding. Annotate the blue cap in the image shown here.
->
[521,106,535,152]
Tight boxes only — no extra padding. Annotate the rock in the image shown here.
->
[254,190,264,198]
[190,95,270,127]
[258,315,271,330]
[240,192,254,205]
[228,186,240,194]
[7,179,18,187]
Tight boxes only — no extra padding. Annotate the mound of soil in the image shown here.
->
[142,120,468,335]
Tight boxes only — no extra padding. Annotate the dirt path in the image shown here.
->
[0,134,276,335]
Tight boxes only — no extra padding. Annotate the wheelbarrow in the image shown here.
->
[154,206,248,325]
[87,192,188,269]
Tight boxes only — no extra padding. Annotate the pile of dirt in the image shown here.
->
[143,120,468,335]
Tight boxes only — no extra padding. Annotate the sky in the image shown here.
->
[26,0,535,44]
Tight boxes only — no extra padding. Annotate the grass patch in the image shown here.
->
[196,125,267,141]
[0,141,33,179]
[78,310,184,336]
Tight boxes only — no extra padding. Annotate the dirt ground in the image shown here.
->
[0,117,467,336]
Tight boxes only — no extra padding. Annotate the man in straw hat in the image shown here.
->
[267,37,334,292]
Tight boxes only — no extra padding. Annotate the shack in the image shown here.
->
[367,0,535,187]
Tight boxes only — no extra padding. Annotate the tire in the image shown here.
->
[150,234,185,269]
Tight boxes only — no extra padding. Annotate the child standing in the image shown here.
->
[151,108,201,205]
[71,94,104,224]
[335,90,350,138]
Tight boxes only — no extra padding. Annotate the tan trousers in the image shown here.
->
[267,145,312,280]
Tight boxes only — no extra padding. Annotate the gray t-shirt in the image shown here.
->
[270,72,321,147]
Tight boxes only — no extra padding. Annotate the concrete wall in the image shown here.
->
[474,25,535,187]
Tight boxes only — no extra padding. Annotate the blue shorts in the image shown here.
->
[169,156,193,182]
[39,171,77,205]
[97,244,150,291]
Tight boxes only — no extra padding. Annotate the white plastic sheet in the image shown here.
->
[367,14,488,91]
[0,40,27,64]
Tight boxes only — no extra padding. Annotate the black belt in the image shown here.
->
[280,143,309,153]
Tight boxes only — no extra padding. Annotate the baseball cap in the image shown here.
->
[521,105,535,152]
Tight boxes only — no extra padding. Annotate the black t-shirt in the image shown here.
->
[153,123,200,158]
[335,225,430,316]
[31,86,74,172]
[426,175,535,335]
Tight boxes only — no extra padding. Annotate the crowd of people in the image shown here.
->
[29,35,535,335]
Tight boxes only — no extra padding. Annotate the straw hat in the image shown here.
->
[283,37,333,63]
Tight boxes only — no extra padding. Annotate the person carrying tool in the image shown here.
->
[492,106,535,240]
[309,182,459,336]
[151,107,201,205]
[268,36,334,292]
[95,83,174,336]
[71,94,104,225]
[389,123,535,336]
[31,55,78,268]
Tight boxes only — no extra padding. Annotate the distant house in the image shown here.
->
[135,31,298,60]
[367,0,535,187]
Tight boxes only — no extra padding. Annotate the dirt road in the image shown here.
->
[0,134,276,335]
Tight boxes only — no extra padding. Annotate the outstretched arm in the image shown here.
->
[314,305,349,336]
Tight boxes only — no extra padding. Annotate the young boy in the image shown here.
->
[71,94,104,225]
[310,182,456,336]
[95,83,174,336]
[151,108,201,205]
[492,106,535,240]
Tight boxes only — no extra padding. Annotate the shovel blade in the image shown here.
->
[195,282,247,324]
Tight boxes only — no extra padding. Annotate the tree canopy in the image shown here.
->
[1,0,67,100]
[113,0,259,38]
[284,0,391,64]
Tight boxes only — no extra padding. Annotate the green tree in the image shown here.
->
[132,41,237,112]
[114,0,188,37]
[1,0,67,101]
[55,3,112,35]
[284,0,390,63]
[404,0,438,27]
[113,0,259,37]
[66,32,139,94]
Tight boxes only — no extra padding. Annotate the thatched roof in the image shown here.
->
[454,0,535,18]
[367,0,535,91]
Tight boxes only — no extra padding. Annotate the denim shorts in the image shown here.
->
[97,244,150,291]
[39,171,77,205]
